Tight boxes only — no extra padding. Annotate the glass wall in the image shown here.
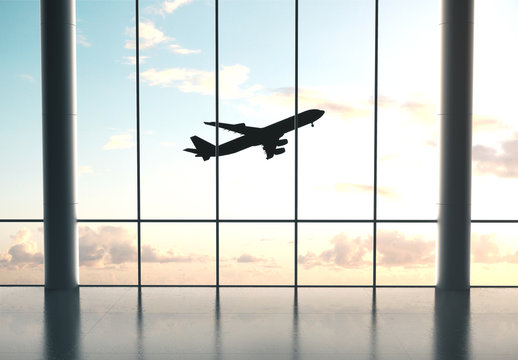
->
[1,0,515,286]
[471,0,518,285]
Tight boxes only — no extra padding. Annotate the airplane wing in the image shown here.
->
[204,122,258,135]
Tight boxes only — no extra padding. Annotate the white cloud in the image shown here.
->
[140,64,262,100]
[79,226,137,267]
[103,133,135,150]
[140,67,211,90]
[169,44,201,55]
[299,233,370,269]
[299,230,435,270]
[79,225,208,267]
[142,245,208,263]
[0,228,43,270]
[236,254,265,263]
[220,64,262,99]
[333,183,396,198]
[473,116,510,133]
[472,234,518,264]
[77,32,91,47]
[160,0,195,15]
[18,74,34,82]
[125,21,171,50]
[79,165,93,176]
[122,56,149,65]
[377,231,434,268]
[473,132,518,178]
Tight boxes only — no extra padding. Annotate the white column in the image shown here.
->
[41,0,79,289]
[437,0,474,290]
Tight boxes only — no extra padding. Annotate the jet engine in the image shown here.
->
[274,148,286,155]
[276,139,288,146]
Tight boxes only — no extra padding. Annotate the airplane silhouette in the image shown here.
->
[184,109,325,160]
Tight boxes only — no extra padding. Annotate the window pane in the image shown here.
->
[219,0,295,219]
[140,0,215,219]
[0,222,44,285]
[79,222,137,285]
[472,223,518,286]
[376,223,436,285]
[377,0,439,219]
[142,223,215,285]
[298,223,372,285]
[0,1,42,219]
[220,223,294,285]
[299,0,374,220]
[472,0,518,220]
[77,1,137,219]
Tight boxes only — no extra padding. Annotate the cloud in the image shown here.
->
[472,234,518,264]
[333,183,396,198]
[257,87,371,120]
[125,21,171,50]
[77,32,91,47]
[141,67,211,90]
[142,244,208,263]
[299,233,371,269]
[160,0,195,15]
[299,230,435,270]
[399,101,436,123]
[377,96,437,124]
[79,226,208,267]
[236,254,265,263]
[79,226,137,267]
[18,74,34,82]
[377,231,434,268]
[103,133,135,150]
[169,44,201,55]
[140,64,261,100]
[122,56,149,65]
[473,133,518,178]
[473,116,510,133]
[78,165,93,176]
[0,228,43,270]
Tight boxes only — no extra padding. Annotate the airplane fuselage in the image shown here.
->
[184,109,325,160]
[218,109,324,156]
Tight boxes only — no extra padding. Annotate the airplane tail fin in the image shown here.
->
[183,136,215,161]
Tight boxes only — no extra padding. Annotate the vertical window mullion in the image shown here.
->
[135,0,142,287]
[215,0,220,287]
[373,0,379,288]
[294,0,299,288]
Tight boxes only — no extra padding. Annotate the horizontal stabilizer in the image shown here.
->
[183,136,215,161]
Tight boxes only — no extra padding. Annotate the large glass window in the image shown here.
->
[471,0,518,285]
[77,0,137,220]
[0,0,42,220]
[140,0,215,220]
[3,0,516,286]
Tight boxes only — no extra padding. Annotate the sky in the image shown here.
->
[1,0,518,285]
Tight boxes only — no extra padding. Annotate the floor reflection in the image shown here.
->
[44,288,81,359]
[370,289,378,359]
[292,288,299,360]
[27,287,489,359]
[434,289,471,360]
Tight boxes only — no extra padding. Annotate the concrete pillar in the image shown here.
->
[437,0,474,290]
[41,0,79,289]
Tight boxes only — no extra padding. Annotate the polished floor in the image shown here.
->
[0,287,517,359]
